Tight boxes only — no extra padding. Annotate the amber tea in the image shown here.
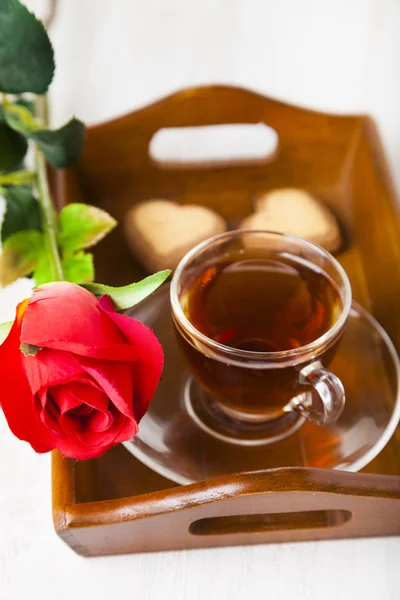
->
[177,249,343,422]
[172,231,350,439]
[181,251,342,354]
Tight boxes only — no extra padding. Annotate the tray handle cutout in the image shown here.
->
[149,123,279,169]
[189,509,352,536]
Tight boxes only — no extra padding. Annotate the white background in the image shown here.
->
[1,1,400,598]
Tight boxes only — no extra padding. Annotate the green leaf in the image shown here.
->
[83,270,171,310]
[59,203,117,256]
[0,99,36,122]
[1,187,41,242]
[0,169,35,186]
[0,321,13,345]
[0,122,28,171]
[0,101,36,170]
[35,251,95,286]
[31,118,85,168]
[3,106,85,169]
[62,252,94,284]
[0,229,44,287]
[3,103,39,135]
[0,0,55,94]
[15,98,36,115]
[32,254,52,286]
[0,0,54,94]
[20,342,41,356]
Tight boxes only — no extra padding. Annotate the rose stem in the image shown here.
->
[34,96,64,282]
[35,145,64,282]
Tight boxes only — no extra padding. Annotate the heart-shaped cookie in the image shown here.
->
[123,200,227,272]
[240,188,342,252]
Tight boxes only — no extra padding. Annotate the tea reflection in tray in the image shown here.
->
[123,284,400,485]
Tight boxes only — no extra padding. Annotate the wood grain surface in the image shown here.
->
[52,85,400,558]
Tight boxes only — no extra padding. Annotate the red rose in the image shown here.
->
[0,282,163,459]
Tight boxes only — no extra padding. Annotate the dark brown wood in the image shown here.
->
[53,451,400,556]
[53,85,400,556]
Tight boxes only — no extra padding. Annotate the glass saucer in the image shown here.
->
[123,286,400,485]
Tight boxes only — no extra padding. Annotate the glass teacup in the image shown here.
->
[170,230,352,445]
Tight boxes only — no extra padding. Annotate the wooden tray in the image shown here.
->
[52,86,400,556]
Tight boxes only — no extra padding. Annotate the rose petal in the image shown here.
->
[22,349,83,395]
[70,404,93,416]
[39,393,64,439]
[21,282,138,361]
[110,414,138,444]
[59,412,82,433]
[51,380,109,413]
[74,408,135,448]
[99,296,164,421]
[50,385,82,414]
[56,412,137,459]
[63,374,105,394]
[79,357,134,420]
[49,378,125,444]
[88,410,114,432]
[0,302,56,453]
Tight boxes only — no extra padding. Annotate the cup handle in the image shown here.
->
[293,361,345,425]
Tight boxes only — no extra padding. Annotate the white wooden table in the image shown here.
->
[1,1,399,598]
